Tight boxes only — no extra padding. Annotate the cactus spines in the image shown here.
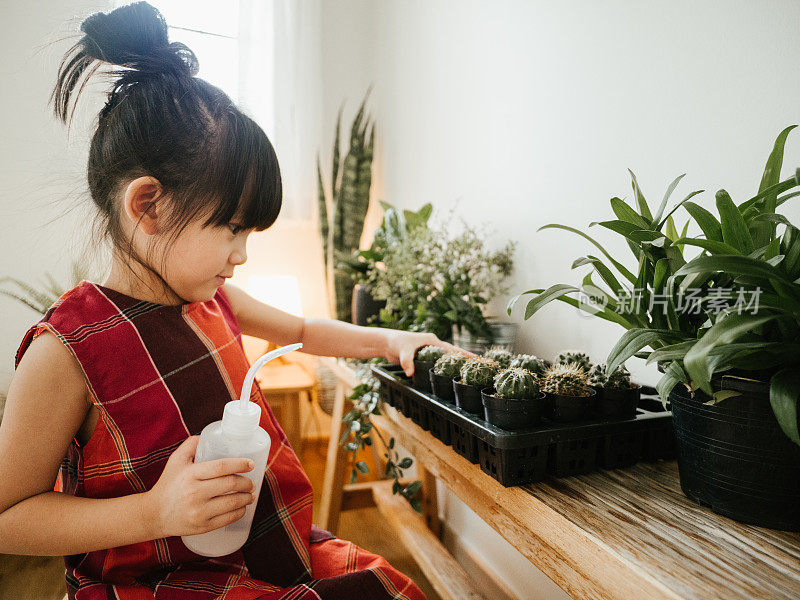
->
[542,363,591,397]
[433,352,469,378]
[416,345,446,363]
[493,368,540,399]
[509,353,547,375]
[587,362,632,390]
[483,346,514,368]
[459,357,502,388]
[555,350,592,372]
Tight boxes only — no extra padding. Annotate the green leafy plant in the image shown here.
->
[541,363,591,396]
[493,367,540,399]
[339,358,422,512]
[317,87,375,324]
[507,126,800,445]
[1,260,94,314]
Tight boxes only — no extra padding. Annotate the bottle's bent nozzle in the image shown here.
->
[239,342,303,408]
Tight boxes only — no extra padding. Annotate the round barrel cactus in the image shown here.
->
[555,350,592,372]
[483,346,514,368]
[587,362,632,390]
[459,357,501,387]
[509,353,547,375]
[587,363,609,388]
[542,363,590,397]
[493,367,540,399]
[416,345,445,363]
[433,352,469,378]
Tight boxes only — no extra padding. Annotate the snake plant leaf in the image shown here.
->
[610,197,650,229]
[682,201,722,242]
[606,328,689,374]
[317,156,329,266]
[770,368,800,445]
[538,223,637,283]
[683,312,780,394]
[675,254,794,284]
[653,173,686,225]
[332,103,343,202]
[717,190,754,254]
[628,169,653,223]
[671,237,742,255]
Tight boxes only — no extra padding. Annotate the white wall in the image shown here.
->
[319,1,800,598]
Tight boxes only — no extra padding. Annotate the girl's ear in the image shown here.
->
[122,176,165,235]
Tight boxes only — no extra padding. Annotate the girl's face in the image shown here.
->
[160,216,253,303]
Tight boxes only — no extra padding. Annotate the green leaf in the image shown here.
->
[398,457,413,469]
[656,362,688,405]
[683,201,722,242]
[610,197,649,228]
[653,173,686,225]
[658,190,705,230]
[716,190,754,254]
[770,368,800,445]
[646,340,697,364]
[538,224,637,283]
[675,254,794,284]
[606,328,689,373]
[356,461,370,474]
[628,169,653,222]
[506,284,578,319]
[671,238,742,256]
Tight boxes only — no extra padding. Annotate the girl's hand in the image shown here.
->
[144,436,257,539]
[385,331,477,377]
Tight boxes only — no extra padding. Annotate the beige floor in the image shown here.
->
[0,438,440,600]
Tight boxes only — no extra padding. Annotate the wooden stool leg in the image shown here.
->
[318,380,349,534]
[418,462,442,539]
[284,392,303,455]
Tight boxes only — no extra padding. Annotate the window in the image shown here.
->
[113,0,241,103]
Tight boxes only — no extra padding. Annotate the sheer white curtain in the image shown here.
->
[238,0,322,222]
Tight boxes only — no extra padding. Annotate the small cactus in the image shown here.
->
[483,346,514,368]
[459,357,502,388]
[416,345,445,363]
[433,352,469,378]
[555,350,592,372]
[493,367,540,399]
[587,362,632,390]
[542,363,591,397]
[509,353,547,375]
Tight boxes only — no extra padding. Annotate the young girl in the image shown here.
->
[0,3,469,599]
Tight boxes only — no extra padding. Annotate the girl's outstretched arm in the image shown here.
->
[222,283,473,376]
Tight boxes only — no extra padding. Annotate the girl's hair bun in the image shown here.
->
[79,1,198,79]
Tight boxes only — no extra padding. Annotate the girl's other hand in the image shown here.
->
[144,436,256,539]
[385,331,477,377]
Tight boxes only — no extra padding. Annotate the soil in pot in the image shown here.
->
[481,389,546,430]
[429,369,456,403]
[453,379,486,415]
[412,359,435,393]
[670,379,800,531]
[598,384,641,418]
[546,388,598,422]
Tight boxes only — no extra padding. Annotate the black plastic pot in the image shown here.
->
[351,283,386,327]
[429,369,456,403]
[481,389,546,430]
[670,376,800,531]
[412,359,435,393]
[546,388,598,422]
[453,379,486,415]
[597,385,641,418]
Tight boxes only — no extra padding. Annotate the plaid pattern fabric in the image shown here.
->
[14,281,426,600]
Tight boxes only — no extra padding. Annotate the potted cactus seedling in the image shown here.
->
[413,345,446,392]
[430,352,468,403]
[508,353,548,376]
[541,363,597,422]
[555,350,592,372]
[587,363,641,418]
[481,367,546,430]
[483,346,514,368]
[454,357,502,414]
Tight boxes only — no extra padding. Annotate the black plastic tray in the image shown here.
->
[372,364,675,487]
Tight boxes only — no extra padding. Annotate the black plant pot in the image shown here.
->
[429,369,456,403]
[670,377,800,531]
[546,388,598,422]
[351,283,386,327]
[412,359,435,393]
[481,389,546,430]
[453,379,487,415]
[597,385,641,418]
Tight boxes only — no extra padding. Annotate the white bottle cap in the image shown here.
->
[222,399,262,438]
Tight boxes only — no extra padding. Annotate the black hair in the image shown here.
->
[50,1,281,295]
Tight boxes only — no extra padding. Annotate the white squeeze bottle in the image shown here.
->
[181,342,303,557]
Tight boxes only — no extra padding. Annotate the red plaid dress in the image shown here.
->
[14,280,426,600]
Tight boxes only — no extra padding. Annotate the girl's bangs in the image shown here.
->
[200,112,282,231]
